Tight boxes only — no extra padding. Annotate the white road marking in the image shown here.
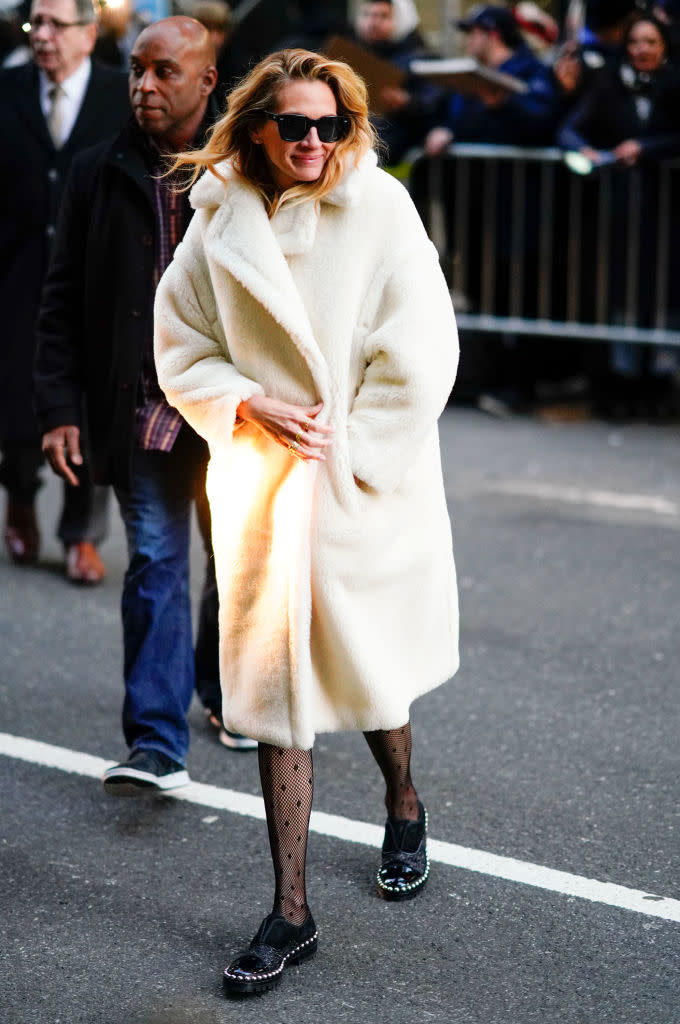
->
[484,481,679,518]
[2,731,679,924]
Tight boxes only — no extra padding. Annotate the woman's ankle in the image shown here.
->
[384,785,420,821]
[274,897,309,926]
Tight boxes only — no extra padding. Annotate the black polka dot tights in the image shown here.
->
[258,723,418,924]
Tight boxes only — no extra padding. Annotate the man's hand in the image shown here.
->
[580,146,604,165]
[379,85,410,112]
[477,83,507,107]
[424,127,454,157]
[42,425,82,486]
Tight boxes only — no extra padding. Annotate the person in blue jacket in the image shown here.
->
[424,4,559,154]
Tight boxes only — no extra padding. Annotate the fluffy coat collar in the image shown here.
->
[189,149,378,256]
[186,150,379,410]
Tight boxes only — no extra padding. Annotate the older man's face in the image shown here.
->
[29,0,96,83]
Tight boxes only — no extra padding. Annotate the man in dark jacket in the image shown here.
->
[35,16,253,794]
[424,3,559,153]
[0,0,129,580]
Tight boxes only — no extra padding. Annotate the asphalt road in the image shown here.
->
[2,406,679,1024]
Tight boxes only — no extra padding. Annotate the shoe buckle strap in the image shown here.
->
[247,943,287,973]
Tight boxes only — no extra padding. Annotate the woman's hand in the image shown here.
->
[580,146,604,164]
[236,396,333,461]
[613,139,642,167]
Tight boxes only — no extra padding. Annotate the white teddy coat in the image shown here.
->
[154,152,460,749]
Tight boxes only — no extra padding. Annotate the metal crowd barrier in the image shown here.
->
[409,145,680,347]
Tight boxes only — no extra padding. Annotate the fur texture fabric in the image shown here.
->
[154,152,460,749]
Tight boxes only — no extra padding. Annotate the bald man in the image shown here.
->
[35,18,255,793]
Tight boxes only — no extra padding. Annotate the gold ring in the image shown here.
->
[295,433,302,445]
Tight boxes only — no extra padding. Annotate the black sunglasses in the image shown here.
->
[264,112,351,143]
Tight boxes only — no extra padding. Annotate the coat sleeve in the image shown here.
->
[557,87,599,151]
[557,72,613,152]
[637,132,680,161]
[154,216,264,446]
[346,238,458,494]
[501,67,559,146]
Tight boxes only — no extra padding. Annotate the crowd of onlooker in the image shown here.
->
[350,0,680,420]
[2,0,679,425]
[4,0,680,168]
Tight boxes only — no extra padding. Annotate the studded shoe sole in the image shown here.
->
[223,912,318,997]
[223,931,317,996]
[377,806,429,902]
[377,859,430,900]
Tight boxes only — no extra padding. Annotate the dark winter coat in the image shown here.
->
[34,108,216,487]
[0,61,129,443]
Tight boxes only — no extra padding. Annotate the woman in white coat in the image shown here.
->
[154,48,459,997]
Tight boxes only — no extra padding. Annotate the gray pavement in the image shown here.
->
[2,407,679,1023]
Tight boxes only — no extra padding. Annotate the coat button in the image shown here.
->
[46,224,55,238]
[120,382,130,391]
[48,168,58,182]
[140,233,153,247]
[130,309,142,318]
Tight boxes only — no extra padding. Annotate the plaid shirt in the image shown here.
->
[133,160,185,452]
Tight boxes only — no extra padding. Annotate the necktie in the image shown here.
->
[46,84,66,149]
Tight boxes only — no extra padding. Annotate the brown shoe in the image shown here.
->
[4,498,40,565]
[65,541,107,585]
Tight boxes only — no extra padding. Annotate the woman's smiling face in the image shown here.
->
[252,79,339,190]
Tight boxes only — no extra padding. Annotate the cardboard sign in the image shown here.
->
[322,36,407,115]
[410,57,529,97]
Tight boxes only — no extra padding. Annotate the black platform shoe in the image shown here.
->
[222,909,318,997]
[377,801,429,901]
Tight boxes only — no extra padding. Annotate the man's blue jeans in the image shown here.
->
[114,427,218,765]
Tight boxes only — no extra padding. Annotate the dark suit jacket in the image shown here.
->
[557,62,680,156]
[0,60,129,443]
[34,103,218,487]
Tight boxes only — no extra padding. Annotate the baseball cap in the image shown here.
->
[456,4,522,46]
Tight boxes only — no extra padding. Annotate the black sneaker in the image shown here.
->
[102,749,190,795]
[218,728,258,751]
[205,707,257,751]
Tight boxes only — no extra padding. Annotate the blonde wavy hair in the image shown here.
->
[171,48,378,216]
